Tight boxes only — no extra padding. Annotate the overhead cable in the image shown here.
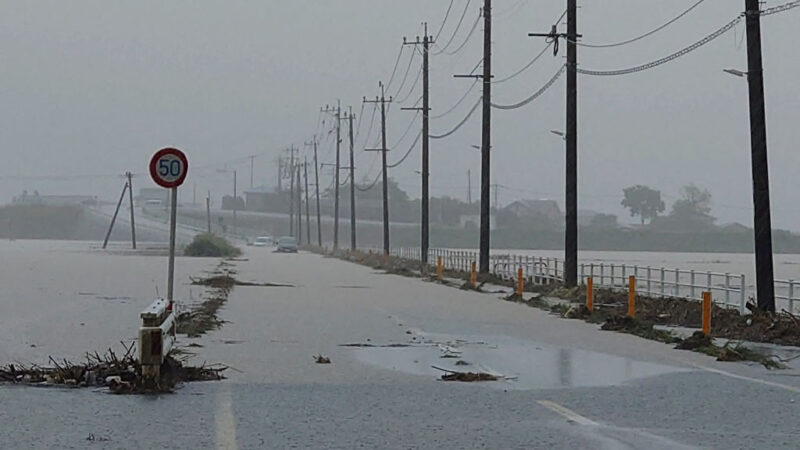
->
[433,0,473,55]
[441,14,482,56]
[492,43,552,84]
[356,172,381,192]
[434,0,456,40]
[491,65,565,110]
[574,0,707,48]
[432,79,479,119]
[384,46,405,92]
[388,131,423,168]
[577,14,743,76]
[430,97,482,139]
[391,49,417,97]
[395,64,423,104]
[761,0,800,16]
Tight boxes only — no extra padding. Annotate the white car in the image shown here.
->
[252,236,273,247]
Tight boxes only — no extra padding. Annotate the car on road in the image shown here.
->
[251,236,273,247]
[276,236,298,253]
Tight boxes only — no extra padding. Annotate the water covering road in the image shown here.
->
[0,240,799,449]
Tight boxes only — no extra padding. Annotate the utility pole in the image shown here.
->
[233,170,237,235]
[296,164,302,244]
[321,102,342,250]
[249,155,255,188]
[467,169,472,205]
[745,0,775,311]
[305,137,322,246]
[402,23,433,264]
[277,157,283,192]
[206,190,212,234]
[287,146,298,237]
[304,157,311,245]
[126,171,136,249]
[479,0,492,274]
[364,82,393,255]
[344,107,357,251]
[530,0,580,286]
[102,181,128,249]
[491,183,500,211]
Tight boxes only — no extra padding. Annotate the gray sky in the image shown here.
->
[1,1,798,229]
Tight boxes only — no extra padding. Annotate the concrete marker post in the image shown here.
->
[517,268,524,296]
[586,276,593,312]
[471,262,477,287]
[437,256,443,280]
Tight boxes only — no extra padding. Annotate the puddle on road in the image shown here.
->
[352,334,690,390]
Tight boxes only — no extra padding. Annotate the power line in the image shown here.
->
[441,14,481,56]
[432,78,478,119]
[573,0,707,48]
[434,0,456,40]
[492,43,552,84]
[491,64,565,110]
[356,172,381,192]
[389,111,420,149]
[391,46,417,97]
[761,0,800,16]
[388,130,423,168]
[384,45,405,91]
[577,14,743,76]
[430,96,482,139]
[395,63,423,104]
[433,0,473,55]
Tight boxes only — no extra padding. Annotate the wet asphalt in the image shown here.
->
[1,242,799,449]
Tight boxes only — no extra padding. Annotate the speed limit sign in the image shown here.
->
[149,147,188,188]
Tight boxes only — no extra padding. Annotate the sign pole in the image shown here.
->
[167,187,178,305]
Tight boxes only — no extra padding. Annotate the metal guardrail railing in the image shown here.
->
[138,298,176,381]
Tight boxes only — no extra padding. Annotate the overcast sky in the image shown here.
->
[0,1,798,229]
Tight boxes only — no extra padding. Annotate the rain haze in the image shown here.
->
[1,0,798,229]
[3,2,800,449]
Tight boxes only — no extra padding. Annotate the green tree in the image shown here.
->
[671,184,712,218]
[621,185,665,225]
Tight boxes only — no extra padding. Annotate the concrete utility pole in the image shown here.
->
[206,190,212,233]
[249,155,255,188]
[233,170,237,235]
[306,137,323,246]
[287,146,298,237]
[345,107,357,251]
[321,102,342,250]
[467,169,472,205]
[296,164,302,244]
[304,157,311,245]
[744,0,775,311]
[364,82,393,255]
[126,171,136,249]
[102,181,128,249]
[401,23,433,264]
[530,0,581,286]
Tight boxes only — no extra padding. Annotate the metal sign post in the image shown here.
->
[149,147,189,308]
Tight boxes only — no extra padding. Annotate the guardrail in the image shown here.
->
[776,279,800,313]
[138,298,176,380]
[580,263,746,311]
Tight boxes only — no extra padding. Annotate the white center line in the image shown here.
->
[537,400,599,426]
[691,362,800,394]
[215,384,239,450]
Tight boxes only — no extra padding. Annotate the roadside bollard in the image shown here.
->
[586,277,594,312]
[471,262,477,287]
[138,298,176,382]
[437,256,443,281]
[702,291,711,336]
[517,268,524,296]
[627,276,636,318]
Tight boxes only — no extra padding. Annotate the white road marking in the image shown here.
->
[215,384,239,450]
[692,362,800,394]
[537,400,599,426]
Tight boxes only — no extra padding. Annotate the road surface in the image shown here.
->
[0,240,798,449]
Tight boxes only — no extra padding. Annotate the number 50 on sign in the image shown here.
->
[149,148,188,189]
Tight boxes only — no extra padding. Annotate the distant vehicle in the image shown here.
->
[252,236,273,247]
[276,236,298,253]
[144,199,162,207]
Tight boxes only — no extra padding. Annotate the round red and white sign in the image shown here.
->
[149,148,188,189]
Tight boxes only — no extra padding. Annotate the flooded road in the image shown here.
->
[1,240,799,449]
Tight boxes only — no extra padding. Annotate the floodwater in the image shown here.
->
[353,332,689,390]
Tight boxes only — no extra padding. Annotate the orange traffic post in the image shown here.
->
[586,277,594,312]
[437,256,443,281]
[627,276,636,318]
[517,268,524,296]
[471,262,477,287]
[702,291,711,336]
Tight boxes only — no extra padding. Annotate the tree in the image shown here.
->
[621,185,665,225]
[671,184,713,219]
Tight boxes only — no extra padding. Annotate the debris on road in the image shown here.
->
[0,344,226,394]
[313,355,331,364]
[432,366,499,382]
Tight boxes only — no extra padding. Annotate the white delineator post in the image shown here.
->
[139,299,176,380]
